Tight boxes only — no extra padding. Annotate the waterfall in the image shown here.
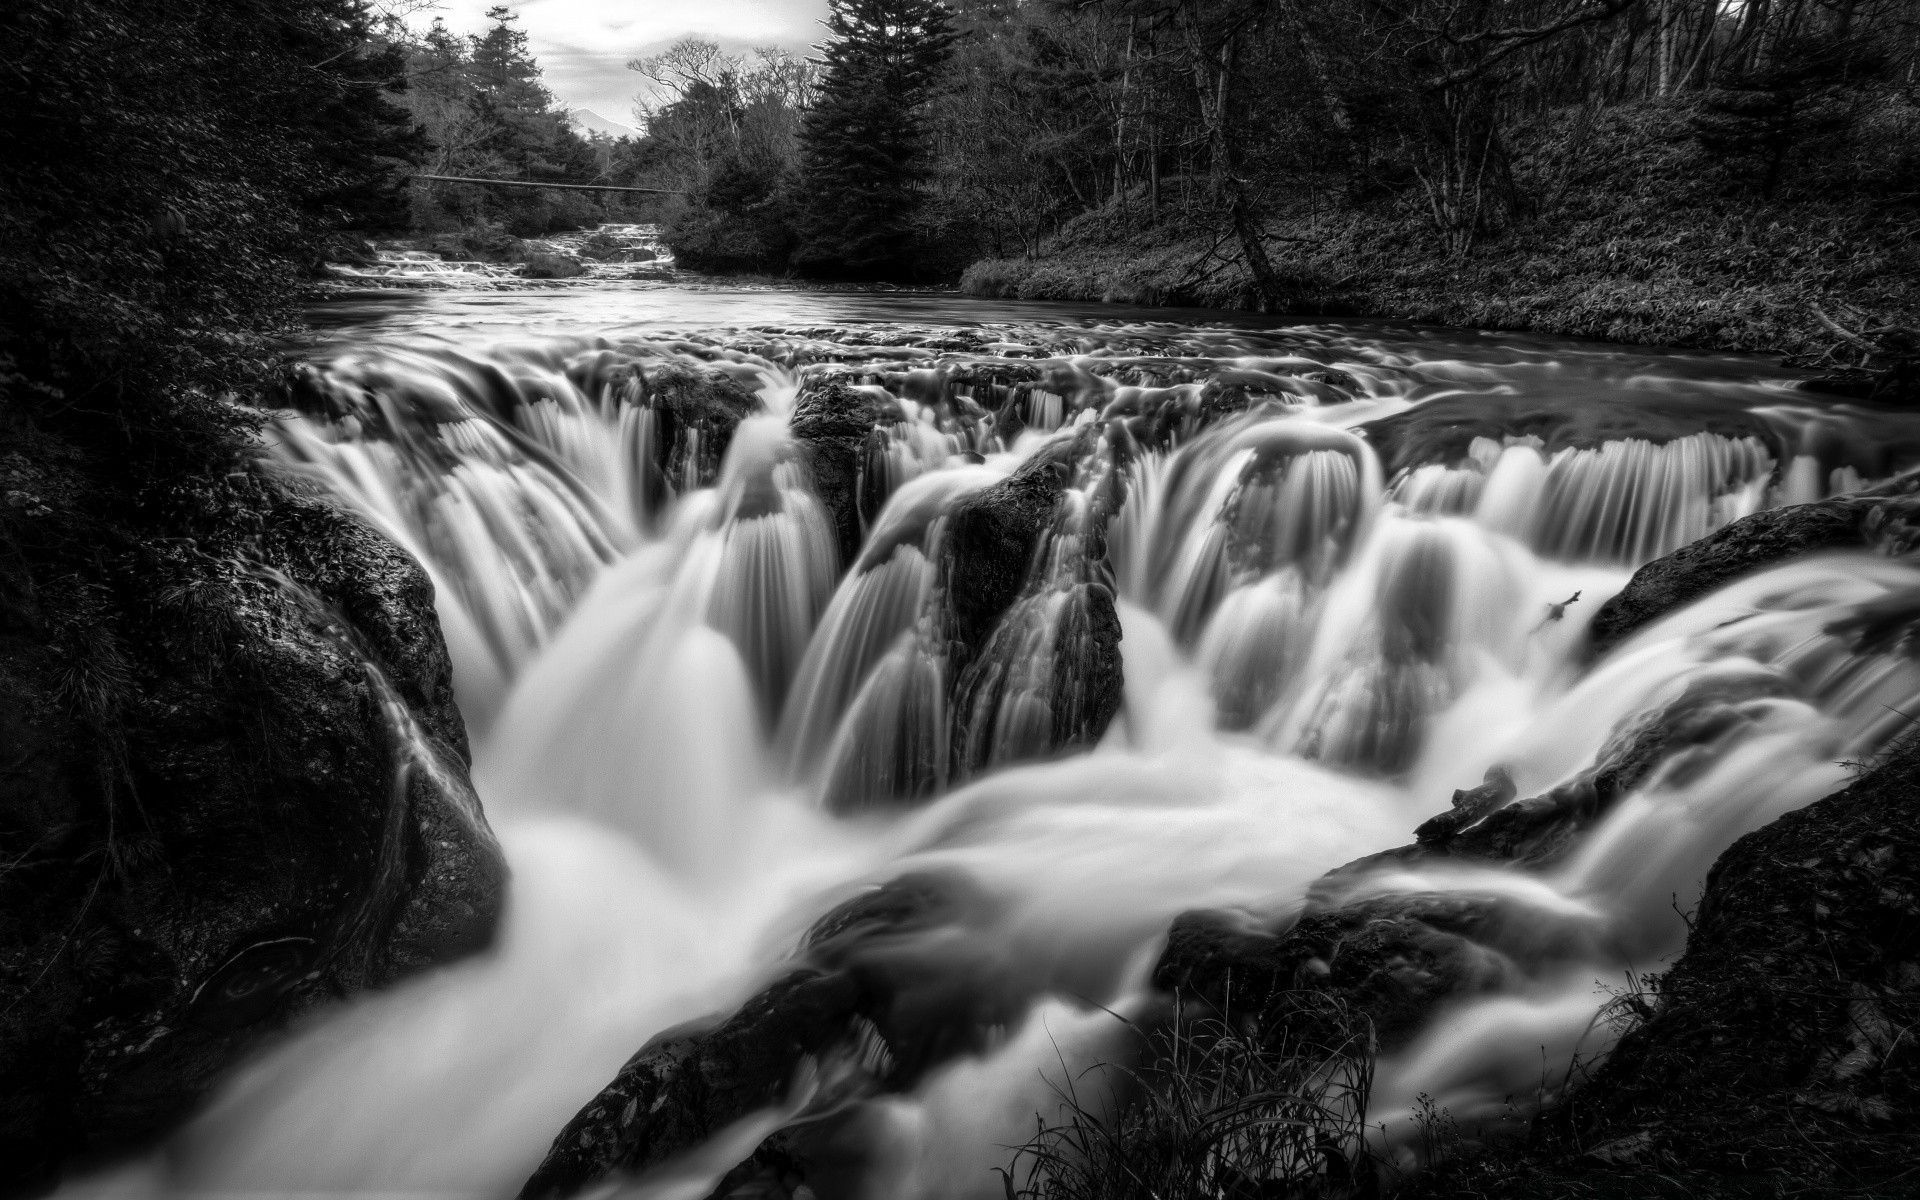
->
[67,307,1920,1200]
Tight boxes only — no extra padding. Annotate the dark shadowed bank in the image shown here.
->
[1,2,505,1191]
[959,103,1919,364]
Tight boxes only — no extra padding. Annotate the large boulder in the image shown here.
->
[0,468,504,1191]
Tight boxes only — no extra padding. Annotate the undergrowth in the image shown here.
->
[1003,1002,1376,1200]
[960,103,1920,359]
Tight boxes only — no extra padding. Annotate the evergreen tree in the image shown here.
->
[795,0,958,278]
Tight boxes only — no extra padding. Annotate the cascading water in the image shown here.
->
[65,292,1920,1200]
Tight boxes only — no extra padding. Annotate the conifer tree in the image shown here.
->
[795,0,957,277]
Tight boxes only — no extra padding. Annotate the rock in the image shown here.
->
[936,438,1080,663]
[1356,392,1783,477]
[1550,736,1920,1171]
[1398,729,1920,1196]
[934,433,1126,777]
[789,380,904,571]
[1154,892,1595,1054]
[1152,669,1790,1057]
[519,872,1025,1200]
[1589,486,1920,657]
[517,252,586,280]
[0,482,504,1190]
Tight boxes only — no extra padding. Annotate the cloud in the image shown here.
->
[426,0,827,116]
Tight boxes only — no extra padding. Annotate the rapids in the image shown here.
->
[67,281,1920,1198]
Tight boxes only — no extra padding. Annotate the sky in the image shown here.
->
[425,0,828,126]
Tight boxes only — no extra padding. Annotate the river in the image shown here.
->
[67,271,1920,1199]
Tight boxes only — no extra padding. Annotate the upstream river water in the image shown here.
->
[67,272,1920,1199]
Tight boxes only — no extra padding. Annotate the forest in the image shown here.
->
[611,0,1920,328]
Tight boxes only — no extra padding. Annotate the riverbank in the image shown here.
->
[961,104,1918,363]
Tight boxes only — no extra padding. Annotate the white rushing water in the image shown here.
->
[68,297,1920,1199]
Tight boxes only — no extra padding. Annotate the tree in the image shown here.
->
[794,0,959,278]
[393,8,607,235]
[624,40,817,271]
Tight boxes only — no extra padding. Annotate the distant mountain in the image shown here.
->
[567,109,639,140]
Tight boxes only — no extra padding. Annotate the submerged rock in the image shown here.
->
[0,482,504,1189]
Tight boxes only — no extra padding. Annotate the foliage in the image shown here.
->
[0,0,426,831]
[0,0,416,489]
[1004,1003,1374,1200]
[927,0,1917,300]
[624,2,960,279]
[622,39,817,272]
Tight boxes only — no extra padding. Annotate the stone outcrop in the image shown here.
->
[0,471,505,1192]
[1589,483,1920,656]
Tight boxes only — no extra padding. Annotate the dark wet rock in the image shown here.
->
[1302,368,1360,396]
[1046,581,1125,750]
[1397,738,1920,1199]
[517,252,586,280]
[1356,392,1784,477]
[0,483,504,1190]
[1542,737,1920,1173]
[936,439,1080,664]
[1154,671,1790,1058]
[935,433,1125,777]
[1383,671,1791,873]
[1154,892,1601,1055]
[1589,487,1920,657]
[789,379,904,571]
[520,872,1028,1200]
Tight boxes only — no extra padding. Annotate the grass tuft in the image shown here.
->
[1004,1001,1376,1200]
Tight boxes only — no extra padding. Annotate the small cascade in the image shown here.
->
[704,419,841,724]
[1132,417,1381,644]
[92,307,1920,1200]
[778,467,1001,781]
